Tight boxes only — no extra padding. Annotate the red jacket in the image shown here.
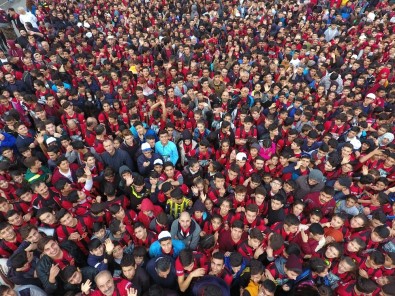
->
[87,278,132,296]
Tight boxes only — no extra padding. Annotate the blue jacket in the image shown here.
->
[0,132,16,148]
[87,253,108,271]
[149,239,185,258]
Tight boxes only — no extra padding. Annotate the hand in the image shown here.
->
[81,279,92,294]
[191,186,199,196]
[104,238,114,254]
[127,288,138,296]
[143,161,150,167]
[300,229,308,243]
[66,145,74,153]
[69,232,81,240]
[23,213,32,222]
[35,134,44,144]
[84,165,92,176]
[191,268,206,278]
[359,269,369,278]
[254,245,264,258]
[29,142,36,149]
[49,264,60,282]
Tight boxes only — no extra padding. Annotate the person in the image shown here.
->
[170,211,201,250]
[80,270,137,296]
[149,230,185,258]
[0,2,393,295]
[145,256,178,292]
[155,129,179,166]
[101,139,133,175]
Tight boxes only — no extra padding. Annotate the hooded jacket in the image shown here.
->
[137,198,164,228]
[170,218,201,250]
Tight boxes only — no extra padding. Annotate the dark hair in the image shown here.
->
[155,256,172,272]
[309,223,324,235]
[309,257,329,274]
[8,251,28,269]
[369,250,385,265]
[229,252,243,267]
[120,254,136,268]
[179,249,194,267]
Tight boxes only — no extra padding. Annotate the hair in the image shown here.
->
[269,233,284,250]
[249,228,264,242]
[309,257,329,274]
[373,225,390,240]
[120,254,136,268]
[155,256,172,272]
[309,223,324,235]
[37,236,57,253]
[179,249,194,267]
[284,214,301,227]
[8,251,28,269]
[229,252,243,267]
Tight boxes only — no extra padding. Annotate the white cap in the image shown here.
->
[359,34,367,40]
[154,159,163,166]
[351,55,358,59]
[46,137,57,145]
[366,93,376,99]
[158,231,171,241]
[236,152,247,161]
[86,32,93,38]
[107,35,115,40]
[141,142,151,152]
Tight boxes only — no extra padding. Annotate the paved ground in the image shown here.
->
[0,0,25,10]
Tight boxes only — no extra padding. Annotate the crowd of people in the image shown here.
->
[0,0,393,295]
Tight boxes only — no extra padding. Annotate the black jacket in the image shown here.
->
[36,240,87,295]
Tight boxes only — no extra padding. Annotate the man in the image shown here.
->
[149,230,185,258]
[303,186,336,219]
[81,270,137,296]
[101,139,133,174]
[60,265,98,293]
[155,129,179,166]
[208,252,233,285]
[36,236,86,294]
[170,211,201,250]
[145,256,178,292]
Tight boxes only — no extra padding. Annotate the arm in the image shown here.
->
[170,143,179,166]
[0,132,15,148]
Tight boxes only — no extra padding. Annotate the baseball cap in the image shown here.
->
[141,143,151,152]
[158,231,172,242]
[154,159,163,166]
[351,55,358,59]
[366,93,376,99]
[46,137,57,145]
[236,152,247,161]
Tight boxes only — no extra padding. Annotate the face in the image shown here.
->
[104,141,115,154]
[179,214,191,229]
[350,217,364,229]
[8,213,23,226]
[271,199,283,211]
[330,216,344,228]
[68,270,82,285]
[43,240,62,258]
[26,228,40,243]
[325,245,340,258]
[285,269,299,280]
[39,211,56,225]
[60,213,75,228]
[122,265,136,280]
[96,273,115,296]
[248,237,261,249]
[134,226,146,240]
[347,240,361,252]
[0,225,15,241]
[210,258,224,275]
[319,192,332,204]
[160,239,173,254]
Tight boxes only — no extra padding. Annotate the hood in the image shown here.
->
[119,165,131,176]
[140,198,154,212]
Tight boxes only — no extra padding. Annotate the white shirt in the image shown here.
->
[19,12,38,29]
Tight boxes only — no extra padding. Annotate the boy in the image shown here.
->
[266,194,286,226]
[237,228,265,261]
[166,187,192,220]
[291,223,325,258]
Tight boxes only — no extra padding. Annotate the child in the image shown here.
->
[335,195,360,217]
[291,223,325,258]
[285,200,305,221]
[191,200,208,229]
[165,187,192,220]
[230,185,249,213]
[322,212,348,243]
[237,228,264,260]
[201,214,223,238]
[133,245,148,268]
[266,194,286,226]
[359,251,384,282]
[247,186,269,216]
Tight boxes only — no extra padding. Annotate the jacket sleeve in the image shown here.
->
[170,143,179,166]
[189,223,202,250]
[36,256,59,294]
[0,132,16,148]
